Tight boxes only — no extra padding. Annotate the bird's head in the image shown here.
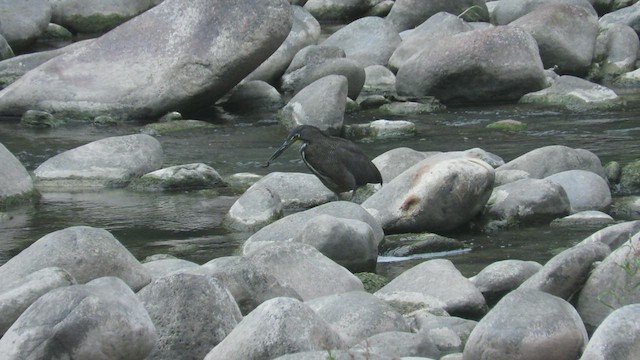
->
[263,125,325,167]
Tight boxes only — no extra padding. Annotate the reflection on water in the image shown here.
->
[1,98,639,276]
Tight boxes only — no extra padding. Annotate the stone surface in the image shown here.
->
[497,145,605,179]
[0,142,37,208]
[50,0,157,33]
[520,75,624,111]
[386,0,488,31]
[470,260,542,305]
[545,169,612,213]
[580,304,640,359]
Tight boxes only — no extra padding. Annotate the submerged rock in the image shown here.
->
[0,142,38,208]
[520,75,624,111]
[130,163,227,192]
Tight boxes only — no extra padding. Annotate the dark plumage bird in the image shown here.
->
[263,125,383,194]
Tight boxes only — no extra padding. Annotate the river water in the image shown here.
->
[1,94,639,278]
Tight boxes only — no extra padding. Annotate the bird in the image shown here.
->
[263,125,383,194]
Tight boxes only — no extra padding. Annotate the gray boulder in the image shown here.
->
[519,242,610,299]
[0,0,292,119]
[50,0,157,34]
[576,232,640,332]
[131,163,226,191]
[545,169,612,213]
[496,145,605,178]
[279,74,347,134]
[350,331,441,359]
[0,0,51,50]
[362,157,494,234]
[577,220,640,251]
[0,267,75,335]
[142,258,199,279]
[321,16,401,67]
[223,80,284,112]
[303,0,372,21]
[274,350,393,360]
[469,259,542,304]
[580,304,640,360]
[34,134,163,190]
[386,0,489,31]
[245,242,364,301]
[0,34,13,61]
[550,211,615,229]
[245,6,321,85]
[396,26,547,104]
[0,142,37,207]
[0,277,156,360]
[509,4,598,75]
[520,75,624,111]
[494,168,531,186]
[376,259,487,318]
[599,1,640,33]
[203,297,345,360]
[138,273,242,360]
[463,288,588,360]
[281,57,365,100]
[414,315,477,353]
[371,147,432,184]
[306,291,410,346]
[608,196,640,220]
[362,65,396,95]
[594,23,639,80]
[0,226,151,292]
[284,44,345,75]
[491,0,596,25]
[620,159,640,194]
[224,184,284,232]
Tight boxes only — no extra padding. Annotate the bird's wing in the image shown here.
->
[329,139,382,186]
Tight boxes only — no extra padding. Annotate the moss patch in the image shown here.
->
[355,272,389,293]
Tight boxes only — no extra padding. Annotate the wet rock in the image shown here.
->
[519,242,610,299]
[550,211,615,229]
[245,242,364,301]
[50,0,157,34]
[378,100,445,115]
[620,159,640,194]
[608,196,640,220]
[376,259,487,318]
[469,259,542,305]
[321,16,401,67]
[375,291,449,317]
[0,277,156,360]
[362,157,494,234]
[0,226,151,292]
[486,119,528,132]
[223,81,284,112]
[274,350,392,360]
[380,233,466,257]
[284,44,345,76]
[203,297,345,360]
[138,272,242,360]
[494,169,531,186]
[464,288,588,360]
[306,291,410,346]
[20,109,64,127]
[34,134,163,190]
[576,232,640,332]
[593,23,639,80]
[350,331,441,359]
[599,1,640,33]
[0,142,38,208]
[580,304,640,359]
[282,57,365,100]
[396,26,546,104]
[344,120,415,141]
[303,0,372,21]
[238,172,337,210]
[130,163,226,192]
[497,145,605,178]
[604,160,622,185]
[414,316,477,353]
[185,256,301,315]
[371,147,432,184]
[577,220,640,250]
[224,184,284,232]
[520,75,624,111]
[545,169,612,213]
[244,6,320,85]
[491,0,596,25]
[386,0,488,31]
[361,65,396,94]
[0,0,51,50]
[140,119,217,135]
[279,74,347,134]
[0,0,292,119]
[142,258,199,279]
[0,267,75,335]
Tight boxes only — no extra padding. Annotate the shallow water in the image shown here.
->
[1,95,639,277]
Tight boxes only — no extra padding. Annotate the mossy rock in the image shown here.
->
[141,120,217,135]
[486,119,527,132]
[378,100,444,116]
[0,190,40,210]
[380,233,466,257]
[620,160,640,193]
[355,272,389,293]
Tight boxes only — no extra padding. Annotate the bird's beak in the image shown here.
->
[262,137,296,167]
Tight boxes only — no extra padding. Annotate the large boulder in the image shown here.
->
[0,226,151,292]
[0,142,37,208]
[580,304,640,359]
[371,147,432,184]
[496,145,605,178]
[50,0,157,34]
[469,260,542,305]
[0,277,157,360]
[577,220,640,251]
[0,0,292,120]
[599,1,640,33]
[33,134,163,190]
[281,57,365,100]
[0,0,51,50]
[491,0,597,25]
[396,26,547,104]
[362,156,494,234]
[386,0,489,31]
[544,170,612,213]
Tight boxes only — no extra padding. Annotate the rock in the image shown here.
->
[379,233,466,257]
[223,81,284,112]
[344,120,415,141]
[0,0,51,50]
[577,220,640,250]
[274,350,393,360]
[604,160,622,185]
[378,100,445,115]
[366,0,394,17]
[386,0,489,31]
[609,196,640,220]
[50,0,157,34]
[0,0,292,119]
[463,288,588,360]
[576,232,640,332]
[396,26,546,104]
[0,142,38,208]
[293,214,378,272]
[509,4,598,75]
[245,242,365,301]
[519,242,610,299]
[469,260,542,305]
[284,44,345,76]
[306,291,410,346]
[185,256,301,315]
[580,304,640,359]
[388,12,472,72]
[494,169,531,186]
[0,226,150,292]
[244,200,384,251]
[0,267,75,335]
[491,0,596,25]
[593,23,639,80]
[20,109,64,127]
[224,172,262,191]
[130,163,226,192]
[482,178,571,229]
[244,6,320,85]
[415,316,477,354]
[303,0,371,21]
[203,297,345,360]
[376,259,487,318]
[520,75,624,111]
[0,277,156,360]
[350,331,441,359]
[356,272,389,293]
[371,147,432,184]
[140,119,217,135]
[138,273,242,360]
[281,57,365,100]
[321,16,401,67]
[550,211,615,228]
[496,145,605,178]
[362,157,494,234]
[486,119,527,132]
[142,258,199,279]
[279,75,347,134]
[0,34,13,61]
[38,22,73,44]
[620,159,640,194]
[375,291,449,317]
[544,169,612,213]
[599,1,640,33]
[224,185,284,232]
[33,134,163,190]
[361,65,396,94]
